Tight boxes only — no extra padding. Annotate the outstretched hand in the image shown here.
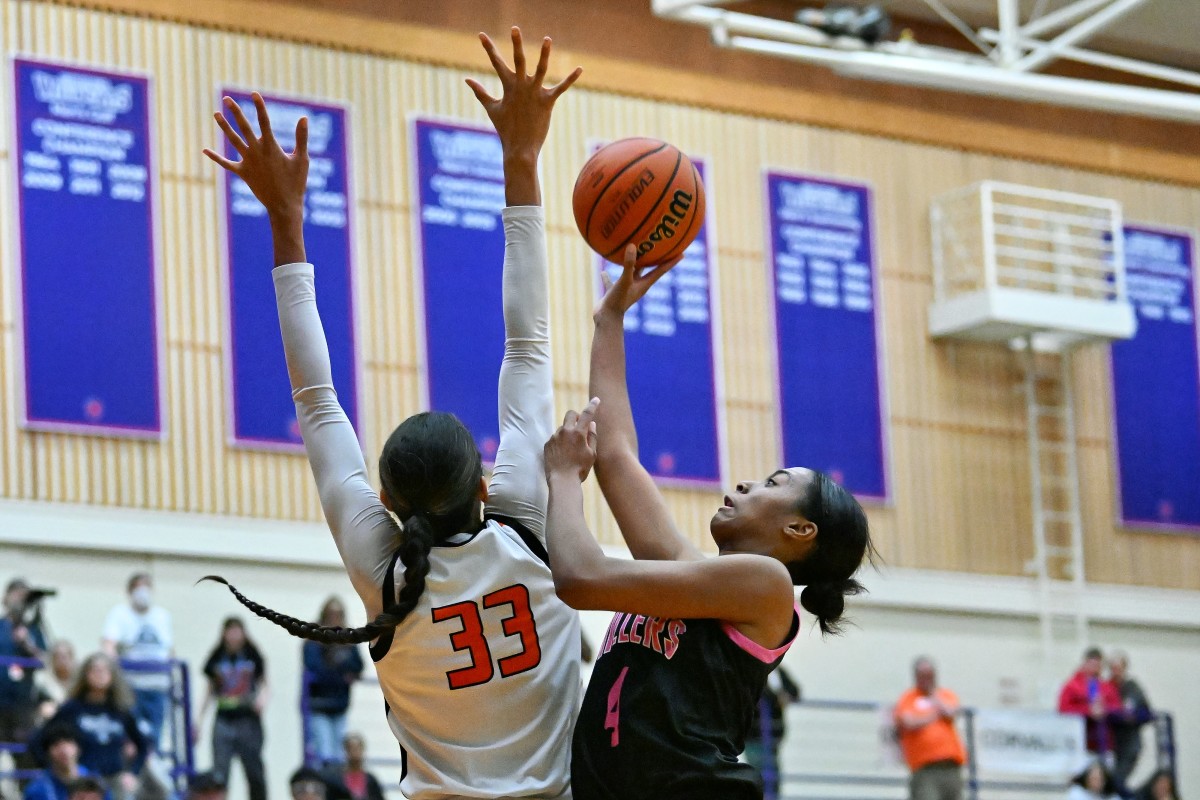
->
[544,398,600,482]
[466,27,582,160]
[596,244,682,321]
[203,93,309,221]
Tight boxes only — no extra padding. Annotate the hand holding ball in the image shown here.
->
[573,138,705,267]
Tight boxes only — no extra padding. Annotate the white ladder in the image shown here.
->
[1022,340,1089,685]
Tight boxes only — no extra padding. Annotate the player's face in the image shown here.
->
[711,467,814,552]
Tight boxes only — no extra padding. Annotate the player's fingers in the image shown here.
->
[293,116,309,159]
[252,92,275,143]
[511,27,526,76]
[202,148,240,173]
[577,397,601,431]
[599,269,614,293]
[548,66,583,100]
[639,256,680,287]
[225,96,258,144]
[532,36,551,85]
[479,32,513,83]
[621,243,639,277]
[562,409,579,428]
[464,78,497,107]
[214,111,248,154]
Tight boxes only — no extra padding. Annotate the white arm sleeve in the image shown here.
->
[273,263,399,617]
[485,206,554,543]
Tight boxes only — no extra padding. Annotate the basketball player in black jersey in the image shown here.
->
[543,244,876,800]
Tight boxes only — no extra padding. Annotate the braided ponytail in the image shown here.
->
[200,575,408,645]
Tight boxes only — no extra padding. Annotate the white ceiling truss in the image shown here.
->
[651,0,1200,123]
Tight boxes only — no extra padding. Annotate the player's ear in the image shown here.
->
[379,488,394,512]
[476,476,489,503]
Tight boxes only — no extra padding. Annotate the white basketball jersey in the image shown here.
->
[371,518,580,800]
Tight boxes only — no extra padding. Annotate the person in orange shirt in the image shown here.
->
[894,657,966,800]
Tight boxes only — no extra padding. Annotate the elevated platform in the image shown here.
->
[929,286,1136,349]
[928,181,1136,349]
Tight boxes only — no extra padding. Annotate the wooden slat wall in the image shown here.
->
[0,0,1196,589]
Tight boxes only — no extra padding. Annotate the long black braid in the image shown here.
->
[200,412,483,645]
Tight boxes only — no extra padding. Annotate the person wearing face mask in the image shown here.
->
[100,574,173,753]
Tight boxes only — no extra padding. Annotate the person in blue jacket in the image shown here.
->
[35,654,145,800]
[23,722,111,800]
[302,598,363,767]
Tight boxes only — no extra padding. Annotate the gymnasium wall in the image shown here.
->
[1,0,1198,589]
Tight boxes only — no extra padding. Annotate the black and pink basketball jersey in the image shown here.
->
[572,607,801,800]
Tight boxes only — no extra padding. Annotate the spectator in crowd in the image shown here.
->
[1134,770,1180,800]
[1059,647,1122,756]
[288,768,327,800]
[742,665,800,800]
[195,618,267,800]
[1067,759,1121,800]
[321,734,382,800]
[101,574,173,751]
[38,642,79,722]
[64,778,106,800]
[36,653,146,800]
[1,578,50,792]
[302,599,362,768]
[894,656,966,800]
[22,723,108,800]
[1107,650,1152,793]
[184,773,225,800]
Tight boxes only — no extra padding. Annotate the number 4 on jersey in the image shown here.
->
[604,666,629,747]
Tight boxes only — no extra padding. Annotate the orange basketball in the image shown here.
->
[573,137,705,267]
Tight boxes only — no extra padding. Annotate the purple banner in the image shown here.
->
[221,91,357,450]
[13,58,161,436]
[1110,226,1200,531]
[411,118,506,461]
[594,153,723,485]
[765,172,889,501]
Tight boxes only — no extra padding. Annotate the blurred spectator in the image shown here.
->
[302,599,362,768]
[38,642,79,722]
[1059,647,1121,756]
[321,734,382,800]
[22,723,109,800]
[894,657,965,800]
[1067,759,1121,800]
[64,778,106,800]
[1107,650,1152,793]
[101,575,172,751]
[36,654,146,800]
[742,665,800,800]
[184,773,225,800]
[2,578,50,791]
[196,619,267,800]
[288,768,326,800]
[1133,769,1180,800]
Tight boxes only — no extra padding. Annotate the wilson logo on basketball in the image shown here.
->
[637,189,694,257]
[600,169,655,239]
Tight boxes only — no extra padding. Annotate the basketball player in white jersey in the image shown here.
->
[202,29,583,799]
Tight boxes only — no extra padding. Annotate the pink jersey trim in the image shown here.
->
[720,603,803,664]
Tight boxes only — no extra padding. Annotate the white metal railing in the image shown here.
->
[931,181,1125,307]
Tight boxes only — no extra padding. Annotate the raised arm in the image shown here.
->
[204,95,397,618]
[468,29,581,543]
[591,246,703,561]
[543,401,795,648]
